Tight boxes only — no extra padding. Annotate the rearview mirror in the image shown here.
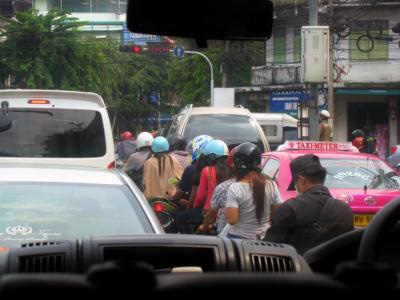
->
[0,101,11,132]
[127,0,274,47]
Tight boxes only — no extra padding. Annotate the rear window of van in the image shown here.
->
[0,108,106,158]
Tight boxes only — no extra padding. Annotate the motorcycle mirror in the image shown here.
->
[0,101,11,132]
[397,163,400,173]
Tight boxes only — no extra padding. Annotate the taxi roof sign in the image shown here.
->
[277,141,359,153]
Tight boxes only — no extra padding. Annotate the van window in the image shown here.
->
[184,114,265,152]
[0,109,106,158]
[283,127,298,141]
[262,125,278,137]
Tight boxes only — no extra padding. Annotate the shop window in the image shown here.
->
[293,27,301,63]
[273,27,286,64]
[349,20,389,61]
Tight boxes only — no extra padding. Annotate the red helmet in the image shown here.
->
[122,131,133,141]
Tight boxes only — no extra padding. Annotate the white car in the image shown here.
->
[0,164,163,249]
[0,90,115,169]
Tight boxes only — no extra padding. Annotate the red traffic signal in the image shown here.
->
[119,45,142,53]
[132,45,142,53]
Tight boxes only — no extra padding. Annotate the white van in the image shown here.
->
[252,113,298,151]
[0,90,115,168]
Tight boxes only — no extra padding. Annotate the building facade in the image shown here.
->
[250,0,400,158]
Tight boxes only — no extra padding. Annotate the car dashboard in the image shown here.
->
[0,235,311,274]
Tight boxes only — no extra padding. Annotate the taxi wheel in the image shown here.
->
[358,196,400,262]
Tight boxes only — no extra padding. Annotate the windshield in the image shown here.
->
[0,109,106,158]
[321,158,400,189]
[3,0,400,277]
[0,183,150,248]
[184,114,265,151]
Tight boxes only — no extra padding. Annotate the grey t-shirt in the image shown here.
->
[226,180,282,239]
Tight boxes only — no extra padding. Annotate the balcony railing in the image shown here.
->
[251,65,301,86]
[47,0,127,13]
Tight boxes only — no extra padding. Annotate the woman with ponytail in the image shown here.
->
[225,142,282,240]
[143,137,183,199]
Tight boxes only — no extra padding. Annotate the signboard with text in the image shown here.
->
[122,25,161,45]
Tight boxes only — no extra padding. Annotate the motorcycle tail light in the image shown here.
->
[153,202,165,212]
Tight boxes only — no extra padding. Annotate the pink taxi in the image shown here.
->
[262,141,400,228]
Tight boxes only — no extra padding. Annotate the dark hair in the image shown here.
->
[237,171,273,223]
[300,165,327,184]
[193,154,209,186]
[214,157,229,184]
[154,153,174,177]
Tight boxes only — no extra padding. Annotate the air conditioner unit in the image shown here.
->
[301,26,329,83]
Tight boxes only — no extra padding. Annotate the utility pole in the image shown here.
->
[328,0,335,140]
[308,0,319,141]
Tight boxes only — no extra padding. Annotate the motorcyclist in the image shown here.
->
[225,142,282,240]
[167,134,190,169]
[351,129,365,152]
[123,132,153,191]
[143,136,183,199]
[193,140,230,211]
[116,131,137,161]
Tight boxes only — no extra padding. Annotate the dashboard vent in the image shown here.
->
[250,254,294,272]
[18,254,65,272]
[21,241,63,248]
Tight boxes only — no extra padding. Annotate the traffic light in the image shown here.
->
[146,42,170,56]
[119,45,142,53]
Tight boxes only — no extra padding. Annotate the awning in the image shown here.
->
[336,89,400,96]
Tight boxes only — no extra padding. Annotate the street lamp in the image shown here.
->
[185,51,214,107]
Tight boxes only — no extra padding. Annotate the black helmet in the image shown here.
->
[233,142,262,173]
[352,129,364,140]
[167,134,187,152]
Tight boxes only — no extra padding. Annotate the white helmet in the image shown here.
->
[136,132,154,149]
[320,110,331,119]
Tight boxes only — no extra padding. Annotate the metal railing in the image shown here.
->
[47,0,127,13]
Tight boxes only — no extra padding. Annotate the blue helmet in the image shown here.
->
[152,136,169,153]
[203,140,229,157]
[191,135,213,162]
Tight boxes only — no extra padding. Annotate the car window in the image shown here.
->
[0,109,106,158]
[320,158,400,189]
[184,114,265,152]
[0,183,151,248]
[262,158,280,179]
[262,125,278,137]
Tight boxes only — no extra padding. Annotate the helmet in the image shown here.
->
[122,131,133,141]
[227,146,239,169]
[137,132,154,149]
[203,140,228,157]
[352,129,365,140]
[320,110,331,119]
[233,142,262,173]
[152,136,169,153]
[167,134,187,152]
[191,135,213,162]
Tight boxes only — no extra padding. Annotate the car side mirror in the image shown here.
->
[0,101,11,132]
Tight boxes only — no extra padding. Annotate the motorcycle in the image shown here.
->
[147,196,178,233]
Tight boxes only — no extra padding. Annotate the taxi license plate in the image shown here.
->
[353,214,373,227]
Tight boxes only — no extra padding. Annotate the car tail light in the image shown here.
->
[108,161,116,169]
[28,99,50,104]
[153,202,165,212]
[391,146,397,155]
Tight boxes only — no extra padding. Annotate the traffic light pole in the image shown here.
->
[185,51,214,107]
